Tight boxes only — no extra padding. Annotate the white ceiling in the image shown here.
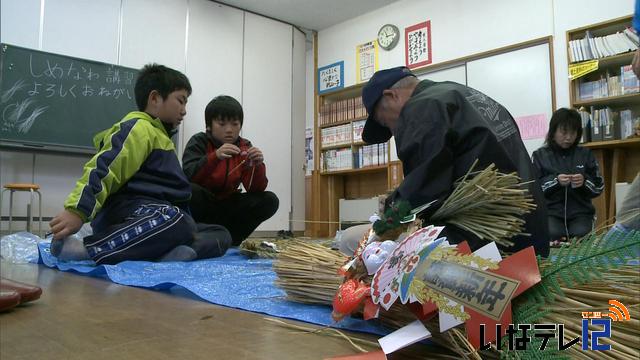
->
[215,0,400,31]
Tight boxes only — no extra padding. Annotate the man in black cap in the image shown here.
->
[361,66,550,257]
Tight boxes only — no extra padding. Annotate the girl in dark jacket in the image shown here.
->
[532,108,604,246]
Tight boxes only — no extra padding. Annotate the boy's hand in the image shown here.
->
[570,174,584,188]
[246,147,264,165]
[557,174,572,186]
[49,210,83,240]
[215,143,241,160]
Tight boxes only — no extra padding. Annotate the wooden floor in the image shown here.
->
[0,261,426,359]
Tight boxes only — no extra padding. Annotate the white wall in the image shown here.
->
[43,0,121,64]
[311,0,634,166]
[305,47,315,175]
[183,0,244,154]
[291,30,307,232]
[0,0,41,49]
[318,0,554,87]
[241,13,292,231]
[1,0,305,234]
[315,0,634,110]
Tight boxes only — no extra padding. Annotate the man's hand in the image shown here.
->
[215,143,241,160]
[49,210,83,240]
[571,173,584,188]
[557,174,572,186]
[246,147,264,165]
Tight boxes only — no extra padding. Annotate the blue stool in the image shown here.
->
[0,183,43,236]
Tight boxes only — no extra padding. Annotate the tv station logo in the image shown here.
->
[479,299,631,351]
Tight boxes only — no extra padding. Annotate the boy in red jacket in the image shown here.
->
[182,95,279,245]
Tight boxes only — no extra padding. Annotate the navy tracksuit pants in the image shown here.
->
[85,195,231,265]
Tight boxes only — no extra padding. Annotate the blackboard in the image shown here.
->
[0,43,138,153]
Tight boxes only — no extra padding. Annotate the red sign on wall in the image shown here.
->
[405,21,432,69]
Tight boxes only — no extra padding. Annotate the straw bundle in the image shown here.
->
[239,237,334,259]
[273,240,348,304]
[239,238,291,258]
[272,240,494,359]
[272,229,639,359]
[431,161,536,247]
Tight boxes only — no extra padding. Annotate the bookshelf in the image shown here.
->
[309,83,404,237]
[567,15,640,227]
[318,85,390,173]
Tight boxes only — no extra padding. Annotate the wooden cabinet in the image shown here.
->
[567,15,640,227]
[582,138,640,227]
[308,84,403,237]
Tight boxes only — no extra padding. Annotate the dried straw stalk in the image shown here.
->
[273,239,639,359]
[273,241,347,304]
[432,161,535,247]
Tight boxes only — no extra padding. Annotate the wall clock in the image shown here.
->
[377,24,399,51]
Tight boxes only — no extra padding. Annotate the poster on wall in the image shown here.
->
[405,21,432,69]
[305,128,314,175]
[514,114,548,140]
[356,40,379,83]
[318,61,344,94]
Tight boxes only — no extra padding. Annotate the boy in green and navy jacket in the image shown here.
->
[49,64,231,264]
[182,95,279,245]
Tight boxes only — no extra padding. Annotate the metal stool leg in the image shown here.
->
[8,189,14,233]
[0,189,4,234]
[27,188,35,232]
[37,190,42,237]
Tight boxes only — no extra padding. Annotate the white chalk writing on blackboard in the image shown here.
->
[2,51,136,134]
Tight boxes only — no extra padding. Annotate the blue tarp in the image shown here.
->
[37,243,390,336]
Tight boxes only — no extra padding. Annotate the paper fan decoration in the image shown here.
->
[371,225,445,310]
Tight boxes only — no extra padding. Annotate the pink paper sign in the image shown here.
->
[514,114,548,140]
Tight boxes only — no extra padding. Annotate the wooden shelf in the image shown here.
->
[566,15,638,231]
[319,116,367,129]
[318,83,365,99]
[573,93,640,107]
[569,52,634,69]
[320,164,387,175]
[568,15,633,38]
[319,119,351,128]
[581,137,640,149]
[312,77,394,238]
[321,143,352,151]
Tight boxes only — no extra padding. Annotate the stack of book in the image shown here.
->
[321,148,353,172]
[318,96,367,126]
[352,120,366,143]
[578,108,592,143]
[321,124,352,147]
[578,107,637,142]
[569,28,639,63]
[353,143,388,169]
[577,65,639,100]
[619,109,638,139]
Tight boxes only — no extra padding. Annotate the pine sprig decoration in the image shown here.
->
[523,229,639,311]
[502,229,640,359]
[372,200,411,236]
[501,298,562,360]
[541,229,639,292]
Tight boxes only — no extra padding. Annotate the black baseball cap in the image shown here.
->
[361,66,415,144]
